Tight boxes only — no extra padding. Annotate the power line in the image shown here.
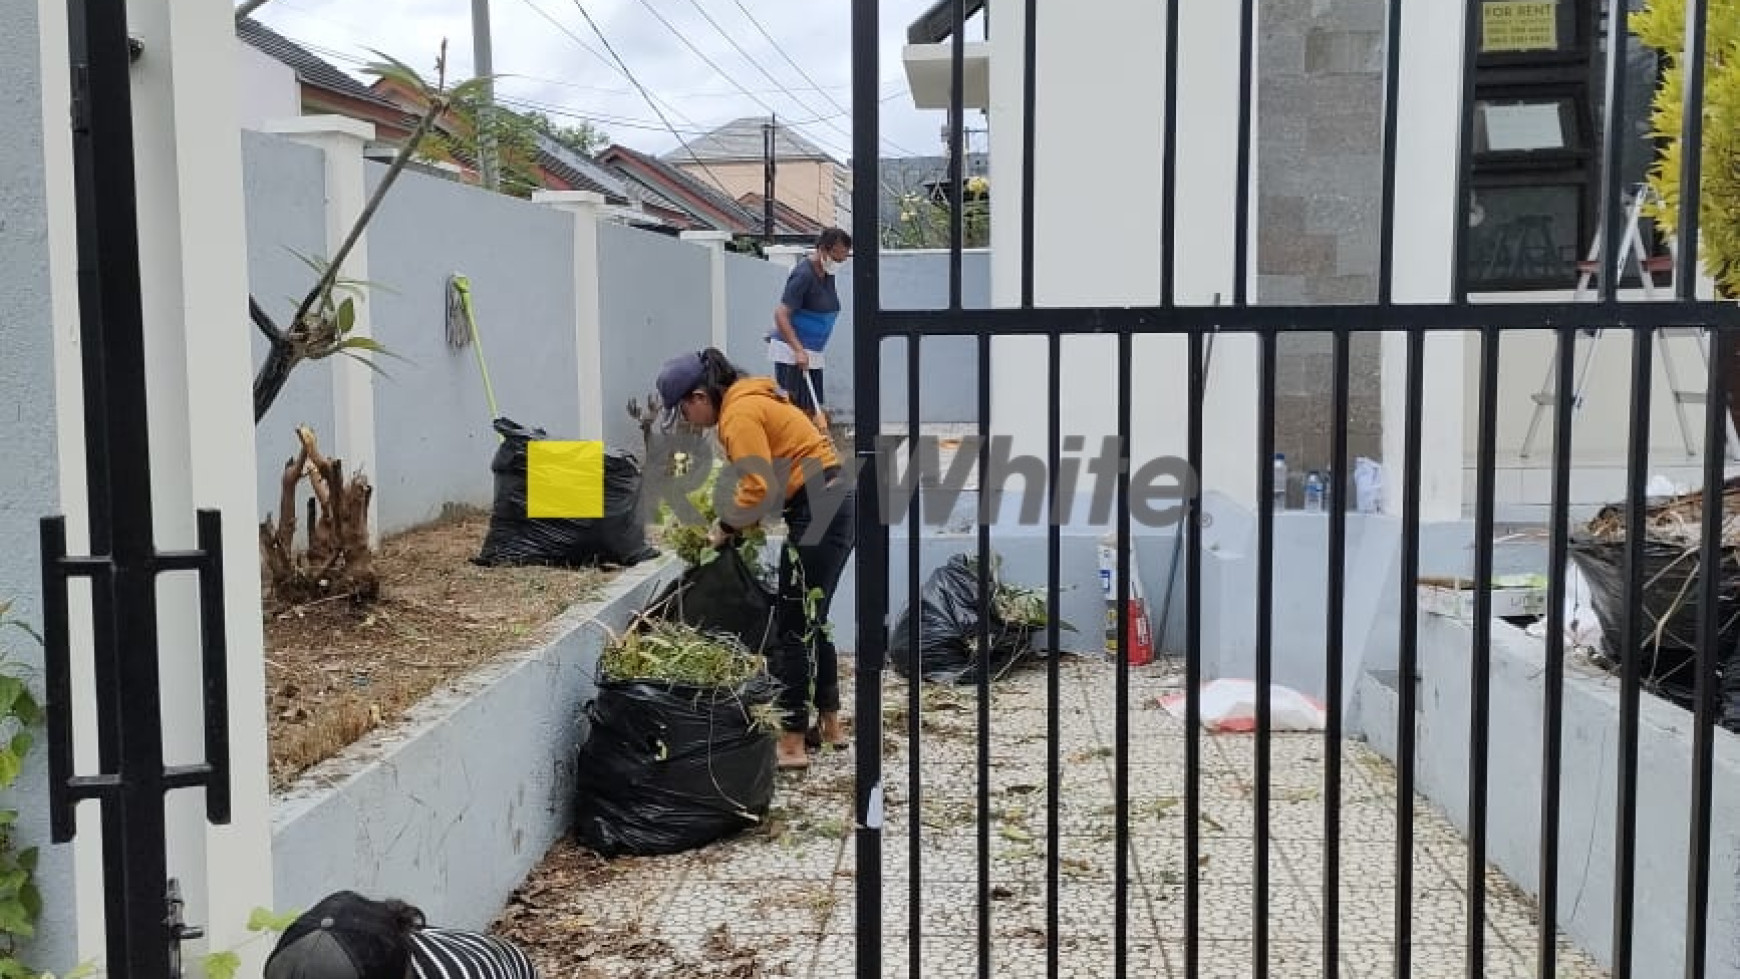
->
[678,0,857,149]
[625,0,792,126]
[495,89,905,137]
[621,0,871,164]
[725,0,925,158]
[564,0,741,199]
[278,28,906,144]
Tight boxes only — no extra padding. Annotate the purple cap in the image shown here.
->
[655,351,706,430]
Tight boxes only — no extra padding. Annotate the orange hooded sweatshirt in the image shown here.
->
[715,377,840,527]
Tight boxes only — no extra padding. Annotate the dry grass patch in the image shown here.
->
[263,505,612,791]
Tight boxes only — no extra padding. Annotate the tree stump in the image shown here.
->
[259,425,379,606]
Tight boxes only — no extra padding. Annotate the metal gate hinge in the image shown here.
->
[166,878,204,979]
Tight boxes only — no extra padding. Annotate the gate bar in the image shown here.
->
[1538,321,1576,979]
[872,301,1740,336]
[1323,324,1349,979]
[1596,0,1644,970]
[1395,325,1425,979]
[1045,341,1062,979]
[1184,312,1206,979]
[1114,332,1133,979]
[1688,327,1727,979]
[976,333,993,978]
[1679,1,1717,976]
[849,0,885,974]
[1023,0,1063,974]
[1228,0,1267,969]
[1614,313,1652,979]
[906,333,923,977]
[1467,325,1501,976]
[1159,0,1195,972]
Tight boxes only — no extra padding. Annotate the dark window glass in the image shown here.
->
[1466,184,1584,289]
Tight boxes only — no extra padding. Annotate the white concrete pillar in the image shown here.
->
[681,229,731,350]
[32,0,95,963]
[1380,0,1469,522]
[534,190,608,440]
[765,244,807,270]
[261,116,381,546]
[43,0,275,970]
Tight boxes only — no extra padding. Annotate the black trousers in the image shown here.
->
[774,483,855,733]
[774,362,823,414]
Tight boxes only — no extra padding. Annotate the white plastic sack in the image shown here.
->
[1354,457,1383,514]
[1563,558,1604,654]
[1647,474,1687,498]
[1159,679,1328,733]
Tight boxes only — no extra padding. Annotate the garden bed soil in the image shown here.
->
[262,506,623,792]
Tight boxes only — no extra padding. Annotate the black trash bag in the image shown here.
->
[1569,533,1740,715]
[474,417,659,568]
[572,671,779,857]
[646,548,779,656]
[888,553,1040,684]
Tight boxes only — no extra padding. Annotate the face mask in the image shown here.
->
[821,256,841,275]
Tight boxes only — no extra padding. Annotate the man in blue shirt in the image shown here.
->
[769,227,851,415]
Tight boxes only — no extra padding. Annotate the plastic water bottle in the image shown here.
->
[1272,453,1288,512]
[1304,471,1325,513]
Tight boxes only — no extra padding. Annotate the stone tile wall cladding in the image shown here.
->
[1259,0,1386,505]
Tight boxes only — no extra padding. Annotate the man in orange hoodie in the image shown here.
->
[657,348,856,769]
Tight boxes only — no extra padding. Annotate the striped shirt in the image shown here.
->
[408,927,539,979]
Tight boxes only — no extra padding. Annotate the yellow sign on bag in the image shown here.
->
[527,441,605,518]
[1483,1,1557,52]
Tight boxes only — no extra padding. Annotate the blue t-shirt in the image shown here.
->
[775,258,841,352]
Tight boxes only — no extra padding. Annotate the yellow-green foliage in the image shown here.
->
[656,461,768,571]
[1633,0,1740,294]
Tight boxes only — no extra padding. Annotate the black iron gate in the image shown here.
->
[847,0,1738,977]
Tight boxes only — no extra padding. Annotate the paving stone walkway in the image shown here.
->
[498,655,1610,978]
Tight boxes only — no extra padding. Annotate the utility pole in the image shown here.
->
[763,114,776,241]
[471,0,498,191]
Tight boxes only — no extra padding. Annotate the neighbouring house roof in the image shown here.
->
[535,133,634,201]
[661,117,836,165]
[237,17,403,113]
[239,19,646,206]
[736,193,827,237]
[599,144,764,233]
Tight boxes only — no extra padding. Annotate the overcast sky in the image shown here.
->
[248,0,990,163]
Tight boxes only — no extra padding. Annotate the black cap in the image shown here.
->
[263,892,417,979]
[655,350,707,430]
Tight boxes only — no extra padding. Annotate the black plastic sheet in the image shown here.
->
[1569,533,1740,724]
[572,672,779,857]
[474,417,659,568]
[646,548,779,657]
[888,553,1042,685]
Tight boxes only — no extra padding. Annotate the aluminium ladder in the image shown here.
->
[1518,185,1740,462]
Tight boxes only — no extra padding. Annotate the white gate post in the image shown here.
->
[534,190,608,440]
[43,0,277,972]
[681,230,732,350]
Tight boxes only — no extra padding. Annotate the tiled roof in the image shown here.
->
[600,144,762,233]
[736,193,826,237]
[660,117,834,164]
[236,17,401,111]
[534,133,632,202]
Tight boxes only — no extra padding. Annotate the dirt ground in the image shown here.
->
[261,506,619,792]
